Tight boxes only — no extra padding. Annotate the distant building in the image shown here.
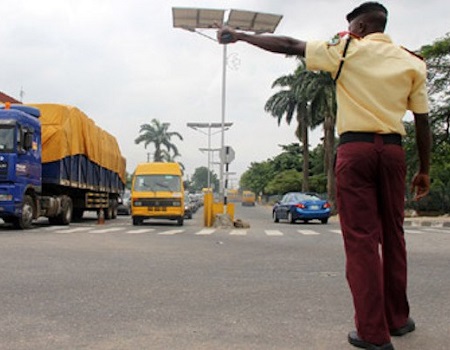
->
[0,91,21,104]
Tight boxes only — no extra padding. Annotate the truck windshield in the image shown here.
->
[133,175,181,192]
[0,127,15,152]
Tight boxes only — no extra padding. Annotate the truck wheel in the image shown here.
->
[50,196,72,225]
[59,196,73,225]
[177,217,184,226]
[13,195,34,229]
[111,199,118,219]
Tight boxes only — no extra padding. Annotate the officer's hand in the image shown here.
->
[216,24,238,44]
[410,172,430,201]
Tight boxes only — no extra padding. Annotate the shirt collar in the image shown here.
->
[364,33,392,43]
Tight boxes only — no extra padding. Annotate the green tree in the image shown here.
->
[265,169,302,195]
[271,143,303,172]
[302,71,337,204]
[190,167,219,193]
[239,161,275,196]
[265,60,336,200]
[265,62,312,191]
[134,119,183,162]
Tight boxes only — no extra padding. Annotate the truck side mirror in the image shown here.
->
[24,132,33,150]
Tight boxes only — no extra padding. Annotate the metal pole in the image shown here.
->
[219,43,227,200]
[207,125,211,188]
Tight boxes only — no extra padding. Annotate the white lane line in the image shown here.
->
[330,229,342,235]
[89,227,123,234]
[265,230,284,236]
[54,227,92,234]
[405,229,424,234]
[422,228,446,233]
[158,229,184,235]
[127,228,156,234]
[230,229,247,236]
[298,229,320,235]
[195,229,216,235]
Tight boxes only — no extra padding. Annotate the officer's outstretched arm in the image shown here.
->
[217,25,306,57]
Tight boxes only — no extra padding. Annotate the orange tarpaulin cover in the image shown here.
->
[28,103,126,184]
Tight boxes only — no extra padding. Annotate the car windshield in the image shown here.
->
[0,126,15,152]
[133,175,181,192]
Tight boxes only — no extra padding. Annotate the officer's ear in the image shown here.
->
[354,19,367,37]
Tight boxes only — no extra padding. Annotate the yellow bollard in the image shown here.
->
[203,192,213,227]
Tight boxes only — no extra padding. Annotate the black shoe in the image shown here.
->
[390,317,415,336]
[348,331,394,350]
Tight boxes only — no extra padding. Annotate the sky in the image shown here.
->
[1,0,448,187]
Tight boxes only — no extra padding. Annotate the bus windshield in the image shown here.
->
[133,174,181,192]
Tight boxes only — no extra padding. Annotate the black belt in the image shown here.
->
[339,132,402,146]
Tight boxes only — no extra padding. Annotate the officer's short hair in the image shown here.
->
[346,2,388,22]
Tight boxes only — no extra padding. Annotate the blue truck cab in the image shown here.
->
[0,104,42,228]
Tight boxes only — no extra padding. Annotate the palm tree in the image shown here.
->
[303,71,337,204]
[266,60,337,204]
[135,119,183,162]
[265,61,322,192]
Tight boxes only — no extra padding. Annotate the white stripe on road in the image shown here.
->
[195,229,216,235]
[298,229,320,235]
[230,229,247,236]
[158,229,184,235]
[89,227,123,234]
[405,229,423,234]
[265,230,284,236]
[54,227,92,234]
[127,228,155,234]
[330,229,342,235]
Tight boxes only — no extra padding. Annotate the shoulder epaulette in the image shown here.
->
[401,46,424,61]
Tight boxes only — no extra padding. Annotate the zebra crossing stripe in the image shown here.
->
[265,230,283,236]
[299,229,320,235]
[230,229,247,236]
[54,227,92,234]
[330,229,342,235]
[158,229,184,235]
[89,227,123,234]
[405,229,423,234]
[196,229,215,235]
[127,228,155,234]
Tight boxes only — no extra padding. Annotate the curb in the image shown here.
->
[404,220,450,227]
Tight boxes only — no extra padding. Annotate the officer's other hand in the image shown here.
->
[410,172,430,201]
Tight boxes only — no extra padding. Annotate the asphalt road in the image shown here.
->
[0,205,449,350]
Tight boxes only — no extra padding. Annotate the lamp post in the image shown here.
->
[173,8,282,199]
[187,122,233,189]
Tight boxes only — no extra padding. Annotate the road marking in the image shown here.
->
[330,229,342,235]
[405,229,423,234]
[195,229,216,235]
[127,228,155,234]
[54,227,92,233]
[422,228,447,233]
[158,229,184,235]
[89,227,123,234]
[230,229,247,236]
[265,230,284,236]
[298,229,320,235]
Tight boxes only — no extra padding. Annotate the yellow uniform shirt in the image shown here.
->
[305,33,429,135]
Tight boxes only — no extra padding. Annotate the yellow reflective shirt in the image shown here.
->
[305,33,429,135]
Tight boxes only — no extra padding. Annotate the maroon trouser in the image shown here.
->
[335,134,409,345]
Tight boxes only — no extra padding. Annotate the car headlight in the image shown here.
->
[0,194,13,201]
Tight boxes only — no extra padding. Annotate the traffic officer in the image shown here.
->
[217,2,431,349]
